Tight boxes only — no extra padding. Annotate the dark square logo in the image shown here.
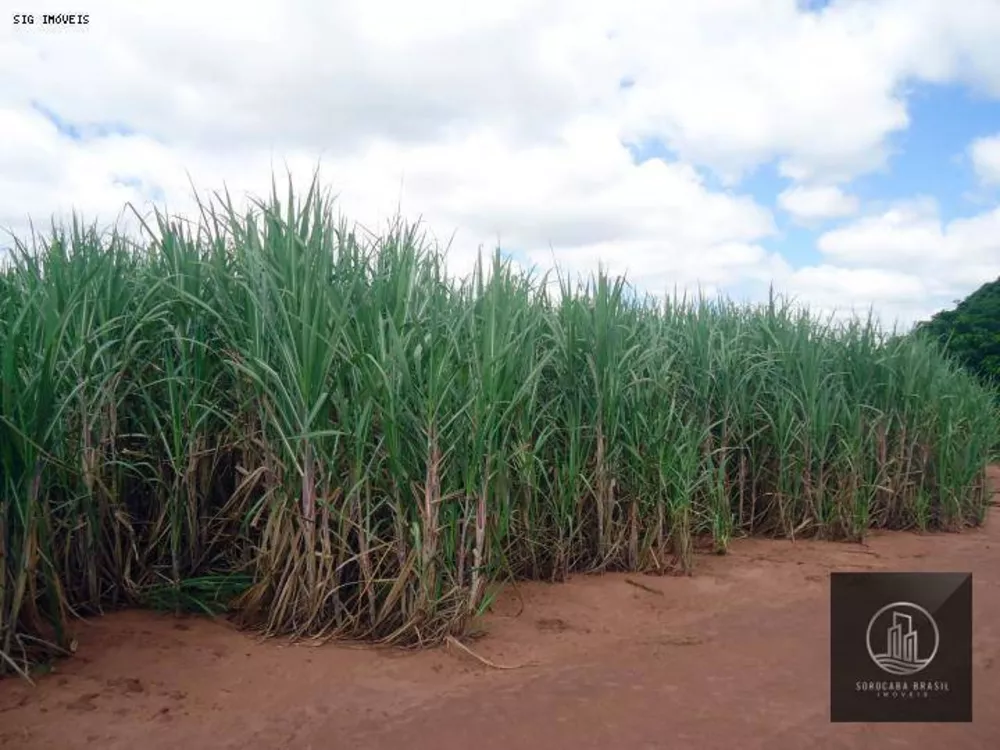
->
[830,572,972,723]
[830,573,972,722]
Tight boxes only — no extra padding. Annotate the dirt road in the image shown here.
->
[3,469,998,749]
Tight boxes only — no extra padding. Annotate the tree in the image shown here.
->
[915,277,1000,389]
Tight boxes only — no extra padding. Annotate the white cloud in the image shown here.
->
[613,0,1000,183]
[8,0,1000,184]
[775,265,934,331]
[777,185,860,223]
[789,199,1000,326]
[817,199,950,269]
[0,112,778,289]
[970,133,1000,186]
[3,0,1000,330]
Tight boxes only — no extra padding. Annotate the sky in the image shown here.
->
[3,0,1000,330]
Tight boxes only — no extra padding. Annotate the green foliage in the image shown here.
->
[2,174,998,679]
[139,574,255,616]
[915,277,1000,389]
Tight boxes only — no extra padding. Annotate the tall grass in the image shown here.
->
[2,175,998,677]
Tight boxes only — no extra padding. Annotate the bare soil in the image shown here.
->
[3,468,998,749]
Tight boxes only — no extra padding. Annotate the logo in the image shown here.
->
[865,602,939,676]
[829,572,972,723]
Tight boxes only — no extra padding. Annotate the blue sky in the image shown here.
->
[852,84,1000,215]
[630,81,1000,274]
[31,100,137,142]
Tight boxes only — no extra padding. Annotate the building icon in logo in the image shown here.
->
[866,601,939,676]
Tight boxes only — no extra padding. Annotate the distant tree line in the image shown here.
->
[914,277,1000,391]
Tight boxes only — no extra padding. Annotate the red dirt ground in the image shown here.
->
[2,468,998,749]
